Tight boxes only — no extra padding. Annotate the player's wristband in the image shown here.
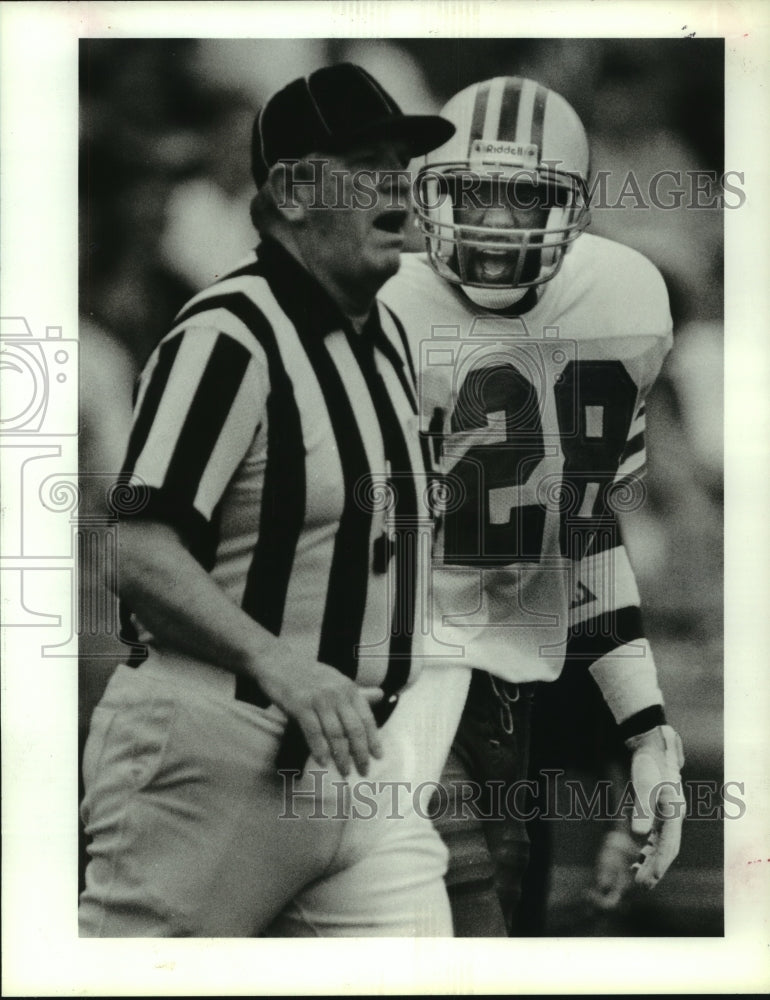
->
[589,638,665,735]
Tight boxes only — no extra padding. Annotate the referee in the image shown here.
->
[78,64,464,937]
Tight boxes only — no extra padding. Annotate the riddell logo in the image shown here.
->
[484,143,522,154]
[470,139,538,166]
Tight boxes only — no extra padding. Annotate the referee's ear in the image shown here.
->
[267,160,318,224]
[250,164,301,232]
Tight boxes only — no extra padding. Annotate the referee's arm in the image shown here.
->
[114,518,384,777]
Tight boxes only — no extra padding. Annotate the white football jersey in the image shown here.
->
[380,234,672,724]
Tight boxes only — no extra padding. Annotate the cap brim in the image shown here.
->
[334,114,456,159]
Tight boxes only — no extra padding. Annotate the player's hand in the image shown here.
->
[625,724,686,888]
[256,658,384,777]
[585,828,637,910]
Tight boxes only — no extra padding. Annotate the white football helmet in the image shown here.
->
[415,77,591,305]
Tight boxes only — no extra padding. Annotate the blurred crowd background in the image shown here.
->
[78,37,724,935]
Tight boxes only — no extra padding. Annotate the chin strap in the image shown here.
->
[459,284,532,309]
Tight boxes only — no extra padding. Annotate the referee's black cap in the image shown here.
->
[251,62,455,186]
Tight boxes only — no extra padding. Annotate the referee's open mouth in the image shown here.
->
[373,209,409,235]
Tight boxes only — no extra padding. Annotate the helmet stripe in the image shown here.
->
[468,80,491,154]
[514,78,536,146]
[482,77,506,140]
[497,77,523,142]
[530,85,548,163]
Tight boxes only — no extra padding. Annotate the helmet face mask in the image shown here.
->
[417,167,589,290]
[415,78,591,295]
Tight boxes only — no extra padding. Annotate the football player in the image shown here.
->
[380,76,685,935]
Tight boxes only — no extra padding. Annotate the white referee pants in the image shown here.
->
[79,659,469,937]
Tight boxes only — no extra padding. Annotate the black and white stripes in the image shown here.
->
[468,77,549,159]
[118,239,430,697]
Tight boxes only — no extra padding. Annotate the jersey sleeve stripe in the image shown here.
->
[130,331,219,492]
[167,306,272,362]
[123,484,216,559]
[121,333,183,478]
[162,334,253,516]
[571,543,642,626]
[194,357,263,520]
[116,485,219,666]
[617,704,666,741]
[564,605,644,669]
[172,289,307,639]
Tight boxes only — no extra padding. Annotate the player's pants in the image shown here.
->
[79,658,470,937]
[433,669,535,937]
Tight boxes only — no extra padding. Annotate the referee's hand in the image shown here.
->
[257,660,384,777]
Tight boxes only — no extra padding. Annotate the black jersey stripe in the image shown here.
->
[228,296,306,639]
[498,77,524,144]
[372,320,418,415]
[381,303,418,391]
[120,484,214,557]
[294,330,373,679]
[117,333,186,673]
[469,80,491,152]
[418,431,436,487]
[375,307,432,507]
[378,309,423,445]
[563,605,644,670]
[530,84,548,159]
[347,324,418,695]
[121,333,183,477]
[247,253,376,679]
[162,333,252,513]
[249,244,419,692]
[174,291,306,638]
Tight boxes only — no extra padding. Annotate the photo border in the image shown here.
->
[2,1,768,994]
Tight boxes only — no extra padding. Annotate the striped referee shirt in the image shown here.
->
[118,237,433,709]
